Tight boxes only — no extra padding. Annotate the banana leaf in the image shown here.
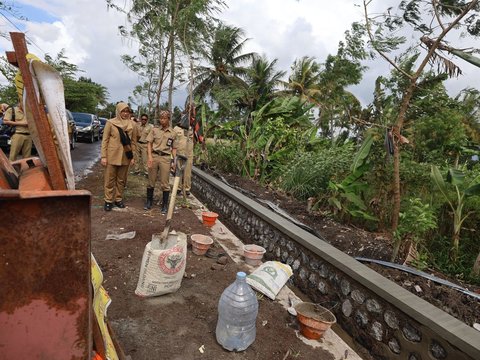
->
[341,191,367,210]
[431,165,451,203]
[342,163,371,186]
[465,183,480,196]
[447,168,466,186]
[351,133,374,172]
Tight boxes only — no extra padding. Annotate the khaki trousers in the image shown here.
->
[182,154,193,192]
[148,155,171,191]
[9,133,32,161]
[104,164,129,203]
[135,142,148,174]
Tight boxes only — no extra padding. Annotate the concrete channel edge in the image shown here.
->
[192,167,480,360]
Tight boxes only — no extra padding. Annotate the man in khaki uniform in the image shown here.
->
[3,103,32,161]
[173,114,194,195]
[144,110,176,213]
[101,102,137,211]
[134,113,153,176]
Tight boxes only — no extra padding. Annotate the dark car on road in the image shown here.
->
[72,112,100,143]
[98,117,108,138]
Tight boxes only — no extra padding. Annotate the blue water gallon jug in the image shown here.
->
[216,271,259,351]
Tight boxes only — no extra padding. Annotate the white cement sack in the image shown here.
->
[246,261,293,300]
[135,231,187,297]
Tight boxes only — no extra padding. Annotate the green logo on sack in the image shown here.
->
[261,266,278,279]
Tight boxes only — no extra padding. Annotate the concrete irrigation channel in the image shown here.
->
[191,167,480,360]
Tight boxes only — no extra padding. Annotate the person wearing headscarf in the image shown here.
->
[101,102,138,211]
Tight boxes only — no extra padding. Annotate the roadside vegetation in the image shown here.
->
[192,1,480,285]
[0,0,479,284]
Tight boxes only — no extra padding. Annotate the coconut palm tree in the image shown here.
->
[282,56,322,105]
[456,88,480,144]
[240,55,286,113]
[194,24,255,100]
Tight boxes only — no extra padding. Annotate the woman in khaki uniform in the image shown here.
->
[144,110,176,213]
[101,102,137,211]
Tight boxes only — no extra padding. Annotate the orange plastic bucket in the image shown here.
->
[202,211,218,227]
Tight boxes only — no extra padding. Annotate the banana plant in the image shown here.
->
[431,165,480,262]
[239,96,313,182]
[328,133,377,221]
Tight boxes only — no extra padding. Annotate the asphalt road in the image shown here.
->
[71,140,101,182]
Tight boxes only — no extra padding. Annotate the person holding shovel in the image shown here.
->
[173,103,195,196]
[101,102,137,211]
[144,109,176,213]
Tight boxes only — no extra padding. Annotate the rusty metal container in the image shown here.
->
[0,188,92,359]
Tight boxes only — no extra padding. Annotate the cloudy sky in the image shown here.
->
[0,0,479,108]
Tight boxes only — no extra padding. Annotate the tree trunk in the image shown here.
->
[168,30,175,119]
[451,211,462,262]
[451,231,460,263]
[167,1,180,121]
[391,79,416,232]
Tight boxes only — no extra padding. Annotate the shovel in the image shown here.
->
[152,154,188,249]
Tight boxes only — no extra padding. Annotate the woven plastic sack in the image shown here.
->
[135,231,187,297]
[246,261,293,300]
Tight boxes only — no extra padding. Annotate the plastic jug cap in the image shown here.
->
[236,271,247,279]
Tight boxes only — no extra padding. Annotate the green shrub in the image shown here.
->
[429,235,480,286]
[393,197,437,261]
[205,141,243,175]
[279,143,354,200]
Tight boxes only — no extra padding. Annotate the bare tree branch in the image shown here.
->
[363,1,413,80]
[432,0,446,31]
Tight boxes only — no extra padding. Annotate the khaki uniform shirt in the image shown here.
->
[146,126,175,155]
[4,107,29,134]
[101,120,138,166]
[136,122,153,143]
[173,126,194,157]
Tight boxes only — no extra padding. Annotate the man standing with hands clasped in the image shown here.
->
[144,109,176,213]
[134,113,153,176]
[3,102,32,161]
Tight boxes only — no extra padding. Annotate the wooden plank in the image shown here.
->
[9,32,66,190]
[5,51,18,66]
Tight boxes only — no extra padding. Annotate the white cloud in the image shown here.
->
[0,0,139,103]
[0,0,478,108]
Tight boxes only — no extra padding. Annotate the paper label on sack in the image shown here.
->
[91,254,119,360]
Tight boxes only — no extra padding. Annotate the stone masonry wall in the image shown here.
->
[192,168,480,360]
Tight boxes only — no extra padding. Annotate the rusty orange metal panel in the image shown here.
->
[11,156,43,173]
[18,165,53,191]
[0,190,92,359]
[0,149,18,189]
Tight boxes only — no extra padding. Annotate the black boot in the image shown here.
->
[161,191,170,214]
[144,187,154,210]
